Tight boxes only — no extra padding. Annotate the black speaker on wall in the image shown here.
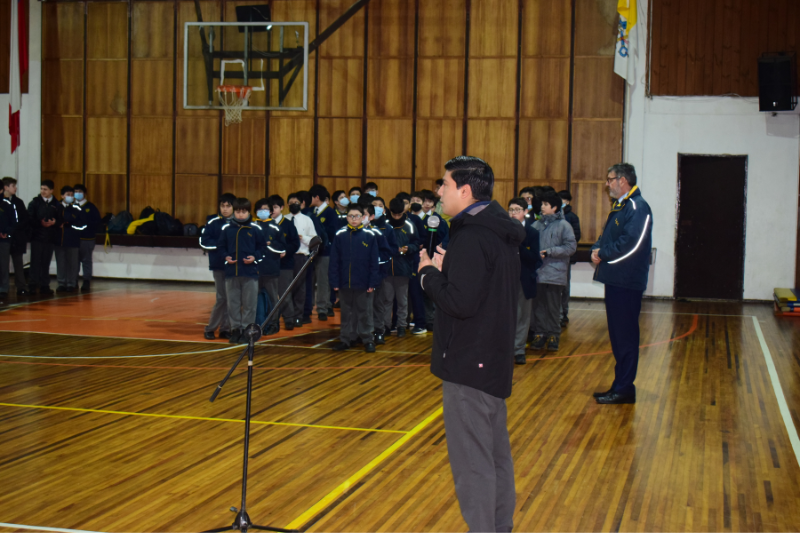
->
[758,52,797,112]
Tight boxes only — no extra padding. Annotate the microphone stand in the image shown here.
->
[203,237,322,533]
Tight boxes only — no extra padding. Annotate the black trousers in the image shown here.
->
[604,284,644,396]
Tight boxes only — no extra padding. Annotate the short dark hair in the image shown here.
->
[410,191,424,201]
[519,186,534,196]
[348,186,362,195]
[389,198,405,214]
[540,185,556,194]
[60,185,74,195]
[364,204,376,216]
[3,177,17,187]
[420,190,437,203]
[219,193,236,207]
[558,190,572,201]
[268,194,285,208]
[531,186,544,198]
[541,192,562,213]
[357,195,374,208]
[608,163,637,186]
[332,190,346,203]
[308,184,330,201]
[395,192,411,203]
[41,180,55,190]
[508,197,528,210]
[435,178,444,187]
[347,204,364,215]
[444,155,494,202]
[296,190,311,207]
[287,192,300,203]
[365,181,378,191]
[73,183,87,193]
[254,197,271,211]
[232,197,251,212]
[372,196,385,207]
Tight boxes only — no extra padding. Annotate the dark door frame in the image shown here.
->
[674,154,748,300]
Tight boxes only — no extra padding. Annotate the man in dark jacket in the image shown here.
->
[55,186,89,292]
[27,180,62,295]
[558,190,581,327]
[309,185,341,321]
[508,198,542,365]
[591,163,653,405]
[73,184,102,291]
[269,195,301,331]
[200,193,236,340]
[3,178,29,296]
[0,188,17,298]
[419,156,525,533]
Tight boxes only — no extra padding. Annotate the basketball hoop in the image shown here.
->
[217,85,252,126]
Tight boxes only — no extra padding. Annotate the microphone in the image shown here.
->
[427,216,440,256]
[308,235,323,254]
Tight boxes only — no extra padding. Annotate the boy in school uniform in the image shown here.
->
[0,188,18,298]
[383,198,419,338]
[218,198,267,344]
[72,184,102,292]
[329,204,381,353]
[254,198,286,335]
[269,195,301,331]
[200,193,236,340]
[308,184,341,321]
[285,193,317,328]
[508,198,542,364]
[27,179,62,295]
[55,185,85,292]
[365,200,398,344]
[3,177,29,296]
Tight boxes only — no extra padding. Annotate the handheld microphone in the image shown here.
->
[427,216,440,256]
[308,235,323,254]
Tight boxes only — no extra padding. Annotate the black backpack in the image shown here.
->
[183,223,199,236]
[137,220,158,235]
[139,206,156,219]
[107,211,133,234]
[155,211,184,236]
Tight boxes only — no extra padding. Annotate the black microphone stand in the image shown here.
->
[203,237,322,533]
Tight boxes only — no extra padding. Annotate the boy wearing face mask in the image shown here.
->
[364,181,379,198]
[253,199,287,335]
[200,193,236,340]
[383,198,419,337]
[348,186,362,207]
[54,185,88,292]
[286,193,318,328]
[332,190,349,221]
[363,203,398,344]
[72,184,101,292]
[268,195,301,331]
[27,180,62,295]
[406,192,428,335]
[218,198,267,344]
[309,184,341,321]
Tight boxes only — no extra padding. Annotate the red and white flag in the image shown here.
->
[9,0,28,153]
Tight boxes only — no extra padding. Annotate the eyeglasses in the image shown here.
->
[606,175,621,184]
[346,214,362,220]
[508,208,524,214]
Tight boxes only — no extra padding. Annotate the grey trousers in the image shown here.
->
[382,276,409,330]
[206,270,231,333]
[315,256,331,314]
[442,380,515,533]
[372,278,389,331]
[259,275,280,326]
[561,263,572,320]
[515,285,533,355]
[79,239,95,281]
[55,246,79,288]
[531,282,562,338]
[339,287,374,344]
[289,254,309,320]
[0,242,9,293]
[225,276,258,330]
[10,251,26,291]
[30,241,54,289]
[278,269,295,324]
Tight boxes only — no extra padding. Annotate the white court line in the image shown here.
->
[0,523,104,533]
[752,316,800,468]
[570,307,756,318]
[0,344,242,359]
[312,337,338,348]
[0,319,46,324]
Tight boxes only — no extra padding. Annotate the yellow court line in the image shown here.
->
[285,406,444,530]
[0,402,407,435]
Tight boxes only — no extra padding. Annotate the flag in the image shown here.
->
[614,0,637,83]
[9,0,29,153]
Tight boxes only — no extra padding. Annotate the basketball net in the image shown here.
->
[217,85,252,126]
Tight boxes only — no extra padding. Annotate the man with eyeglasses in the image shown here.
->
[591,163,653,405]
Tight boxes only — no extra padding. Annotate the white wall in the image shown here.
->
[89,246,212,282]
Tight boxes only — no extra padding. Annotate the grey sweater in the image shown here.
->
[532,211,577,286]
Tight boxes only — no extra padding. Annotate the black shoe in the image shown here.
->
[327,308,335,317]
[294,318,303,327]
[82,282,91,291]
[229,329,242,344]
[27,287,37,295]
[302,316,312,324]
[561,317,569,328]
[364,342,376,353]
[16,289,28,296]
[204,331,215,340]
[595,391,636,404]
[333,301,340,309]
[375,331,385,345]
[40,287,54,295]
[57,285,67,292]
[514,355,527,365]
[66,286,77,293]
[219,330,232,340]
[531,335,546,350]
[593,388,613,398]
[264,324,280,336]
[332,341,350,351]
[546,336,559,352]
[411,326,427,335]
[397,327,406,338]
[284,321,294,331]
[318,313,328,321]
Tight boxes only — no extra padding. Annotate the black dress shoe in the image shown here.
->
[364,342,376,353]
[374,330,385,345]
[228,329,242,344]
[294,318,303,327]
[284,321,294,331]
[595,391,636,404]
[397,327,406,338]
[327,308,335,317]
[318,313,328,321]
[81,282,91,291]
[514,355,526,365]
[264,324,280,336]
[57,285,67,292]
[302,316,312,324]
[593,388,613,398]
[40,287,54,295]
[17,290,29,296]
[219,330,232,340]
[332,341,350,351]
[204,331,215,340]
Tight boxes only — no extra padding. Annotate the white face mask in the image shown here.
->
[63,196,74,204]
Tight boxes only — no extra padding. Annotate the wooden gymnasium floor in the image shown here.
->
[1,280,799,533]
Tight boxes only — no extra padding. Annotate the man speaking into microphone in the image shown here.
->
[418,156,526,532]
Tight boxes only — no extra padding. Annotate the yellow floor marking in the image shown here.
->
[286,406,444,530]
[0,402,407,434]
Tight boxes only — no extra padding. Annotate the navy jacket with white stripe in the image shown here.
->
[218,216,267,279]
[591,187,653,292]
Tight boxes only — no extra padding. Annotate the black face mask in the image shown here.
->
[410,202,422,213]
[388,214,406,227]
[289,203,302,215]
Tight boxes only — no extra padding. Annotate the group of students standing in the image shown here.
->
[199,182,451,349]
[0,177,101,298]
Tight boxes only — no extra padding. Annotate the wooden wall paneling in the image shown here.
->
[177,1,221,116]
[466,120,516,180]
[86,117,127,174]
[222,117,268,176]
[131,60,174,116]
[317,59,364,117]
[43,2,85,60]
[269,58,317,115]
[130,117,175,174]
[42,116,83,173]
[42,60,84,116]
[269,118,314,177]
[572,58,624,119]
[570,120,622,182]
[368,0,414,57]
[467,59,518,118]
[86,60,128,116]
[416,58,465,118]
[518,119,568,183]
[317,118,362,176]
[177,59,221,115]
[174,174,218,224]
[41,173,83,200]
[415,119,463,178]
[175,117,221,174]
[367,59,414,117]
[573,0,616,57]
[469,0,519,57]
[132,2,175,60]
[129,174,174,217]
[268,0,318,114]
[492,180,517,206]
[571,181,612,243]
[221,175,267,202]
[317,177,362,195]
[87,2,128,60]
[366,119,413,177]
[414,178,437,192]
[318,0,365,58]
[520,58,570,118]
[418,0,466,58]
[371,179,412,201]
[269,177,314,203]
[523,0,571,57]
[85,174,128,215]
